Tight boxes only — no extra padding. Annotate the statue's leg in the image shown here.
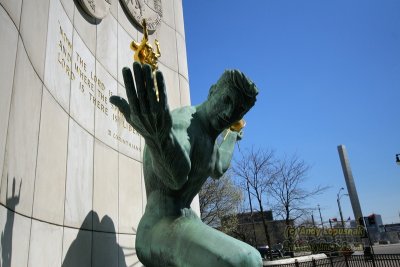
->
[136,212,262,267]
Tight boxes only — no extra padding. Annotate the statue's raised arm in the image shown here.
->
[110,62,190,190]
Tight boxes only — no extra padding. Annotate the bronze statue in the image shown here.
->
[110,62,261,267]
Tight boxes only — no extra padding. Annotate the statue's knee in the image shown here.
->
[229,247,262,267]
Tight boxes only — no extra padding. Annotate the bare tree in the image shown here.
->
[296,213,316,227]
[233,147,276,259]
[270,154,329,226]
[199,172,242,229]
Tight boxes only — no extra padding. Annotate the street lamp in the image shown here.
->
[396,154,400,165]
[337,187,348,228]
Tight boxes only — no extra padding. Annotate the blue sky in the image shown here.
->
[183,1,400,224]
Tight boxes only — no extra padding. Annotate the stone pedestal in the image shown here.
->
[0,0,196,265]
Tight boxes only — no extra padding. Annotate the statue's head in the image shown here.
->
[205,70,258,132]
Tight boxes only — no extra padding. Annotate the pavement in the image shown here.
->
[263,254,327,266]
[350,243,400,255]
[372,243,400,254]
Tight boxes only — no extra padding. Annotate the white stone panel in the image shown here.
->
[156,22,178,71]
[33,89,68,225]
[70,30,95,134]
[174,0,185,37]
[62,227,92,267]
[0,207,8,265]
[116,83,142,161]
[118,234,143,267]
[20,0,50,79]
[179,75,191,107]
[93,140,118,232]
[140,136,144,162]
[44,0,73,111]
[0,7,18,185]
[0,39,42,216]
[118,24,136,86]
[0,207,31,267]
[140,157,146,211]
[159,63,181,111]
[92,231,119,266]
[162,0,175,29]
[73,4,96,55]
[191,194,201,217]
[11,212,31,267]
[95,61,118,150]
[60,0,74,22]
[0,205,5,230]
[119,154,142,234]
[117,0,139,40]
[176,32,189,79]
[97,13,118,79]
[109,0,118,19]
[28,220,63,267]
[64,119,93,229]
[0,0,22,28]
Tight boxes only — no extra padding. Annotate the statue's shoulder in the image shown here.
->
[171,106,196,128]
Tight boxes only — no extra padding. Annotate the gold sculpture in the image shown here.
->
[130,19,161,71]
[224,119,246,140]
[230,119,246,132]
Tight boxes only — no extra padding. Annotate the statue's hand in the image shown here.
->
[236,130,243,141]
[110,62,172,143]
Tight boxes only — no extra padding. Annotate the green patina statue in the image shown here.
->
[110,62,262,267]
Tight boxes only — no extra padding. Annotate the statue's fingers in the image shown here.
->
[110,96,150,137]
[237,130,244,141]
[122,67,141,115]
[133,62,149,114]
[143,64,158,114]
[155,71,171,129]
[155,71,168,111]
[162,109,173,131]
[110,96,131,121]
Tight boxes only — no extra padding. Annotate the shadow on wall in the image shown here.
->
[0,178,138,266]
[63,210,132,267]
[1,176,22,267]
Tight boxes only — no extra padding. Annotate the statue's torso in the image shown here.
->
[143,106,218,213]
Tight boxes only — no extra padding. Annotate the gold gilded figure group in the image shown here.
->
[131,19,245,133]
[130,19,161,100]
[130,19,161,71]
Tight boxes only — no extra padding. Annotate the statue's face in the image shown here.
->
[205,70,257,133]
[206,86,249,132]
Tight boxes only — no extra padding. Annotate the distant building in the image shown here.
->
[222,211,293,247]
[354,213,399,243]
[380,223,400,244]
[364,214,383,242]
[383,223,400,232]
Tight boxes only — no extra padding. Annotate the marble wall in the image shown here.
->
[0,0,196,266]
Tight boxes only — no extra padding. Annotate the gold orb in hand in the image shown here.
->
[230,119,246,132]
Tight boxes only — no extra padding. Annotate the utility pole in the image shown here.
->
[311,212,316,227]
[338,145,375,266]
[337,187,347,228]
[337,145,363,223]
[318,204,324,229]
